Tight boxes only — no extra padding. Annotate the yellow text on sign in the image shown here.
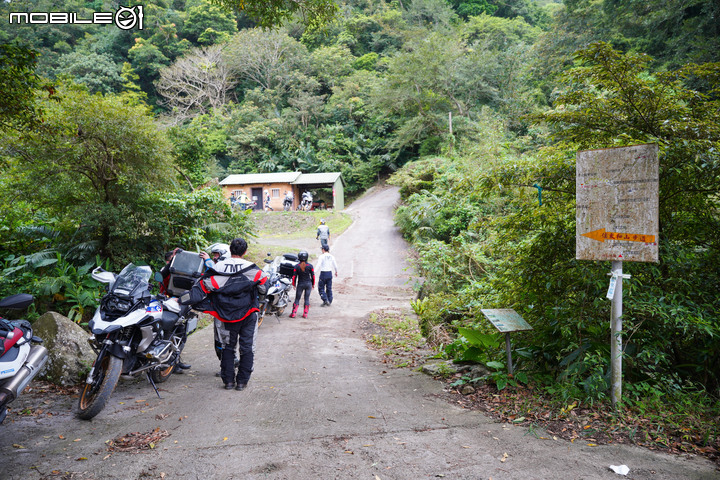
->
[581,228,656,244]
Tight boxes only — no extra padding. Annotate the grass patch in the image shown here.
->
[253,210,352,239]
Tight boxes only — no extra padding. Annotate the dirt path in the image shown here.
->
[2,186,717,479]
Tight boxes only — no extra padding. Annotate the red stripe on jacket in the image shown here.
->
[203,307,259,323]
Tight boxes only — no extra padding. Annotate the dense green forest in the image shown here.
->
[1,0,719,428]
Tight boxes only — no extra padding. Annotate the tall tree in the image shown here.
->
[54,51,123,94]
[224,28,309,92]
[2,84,175,261]
[157,45,237,122]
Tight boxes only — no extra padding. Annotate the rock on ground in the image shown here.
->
[32,311,94,385]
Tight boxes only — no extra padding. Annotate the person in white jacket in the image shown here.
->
[316,244,338,306]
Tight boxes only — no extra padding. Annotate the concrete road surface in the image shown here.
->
[1,186,717,480]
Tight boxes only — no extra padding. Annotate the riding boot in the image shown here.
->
[289,303,299,318]
[302,305,309,318]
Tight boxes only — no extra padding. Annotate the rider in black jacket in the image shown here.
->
[180,238,267,391]
[289,250,314,319]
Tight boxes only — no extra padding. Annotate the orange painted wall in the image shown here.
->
[222,182,297,210]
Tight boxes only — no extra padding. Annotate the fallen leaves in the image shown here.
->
[449,381,720,467]
[106,428,170,453]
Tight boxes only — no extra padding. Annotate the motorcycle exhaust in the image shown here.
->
[0,345,49,403]
[143,340,174,363]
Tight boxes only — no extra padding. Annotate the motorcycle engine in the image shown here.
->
[144,339,173,363]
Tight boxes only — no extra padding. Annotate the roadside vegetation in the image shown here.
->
[366,309,720,465]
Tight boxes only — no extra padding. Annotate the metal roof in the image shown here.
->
[220,172,343,186]
[291,172,343,185]
[219,172,302,185]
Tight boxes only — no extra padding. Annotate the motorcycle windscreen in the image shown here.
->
[112,264,152,297]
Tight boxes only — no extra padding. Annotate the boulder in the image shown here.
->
[420,360,458,376]
[421,361,491,380]
[32,312,95,385]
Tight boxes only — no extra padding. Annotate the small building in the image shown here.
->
[219,172,345,211]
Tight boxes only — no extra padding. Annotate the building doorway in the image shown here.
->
[251,187,263,210]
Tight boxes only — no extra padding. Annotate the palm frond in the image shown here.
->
[9,248,58,268]
[16,225,60,241]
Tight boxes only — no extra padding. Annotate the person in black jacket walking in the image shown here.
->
[180,238,267,391]
[289,250,314,318]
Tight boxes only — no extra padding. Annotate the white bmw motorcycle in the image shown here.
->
[77,264,197,420]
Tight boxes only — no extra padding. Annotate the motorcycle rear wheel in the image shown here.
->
[150,363,175,383]
[77,354,122,420]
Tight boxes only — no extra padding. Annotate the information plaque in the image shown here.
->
[480,309,532,333]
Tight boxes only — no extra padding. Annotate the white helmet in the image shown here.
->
[208,243,230,259]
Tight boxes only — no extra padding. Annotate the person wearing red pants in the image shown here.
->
[289,250,315,318]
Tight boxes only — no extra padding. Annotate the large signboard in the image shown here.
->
[576,144,659,263]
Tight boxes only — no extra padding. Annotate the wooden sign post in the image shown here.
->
[576,144,659,407]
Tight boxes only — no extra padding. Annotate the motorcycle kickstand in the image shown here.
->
[146,371,163,399]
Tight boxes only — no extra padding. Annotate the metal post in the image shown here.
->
[610,260,623,407]
[505,332,513,375]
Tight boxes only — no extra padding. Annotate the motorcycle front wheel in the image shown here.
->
[77,354,122,420]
